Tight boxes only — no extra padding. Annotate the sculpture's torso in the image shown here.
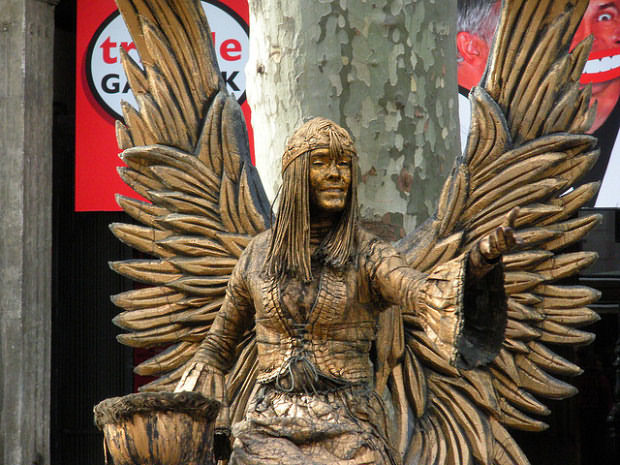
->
[195,224,504,465]
[223,229,401,465]
[238,229,390,390]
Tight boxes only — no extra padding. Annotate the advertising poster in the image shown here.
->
[457,0,620,208]
[75,0,251,211]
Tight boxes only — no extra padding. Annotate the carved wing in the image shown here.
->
[391,0,601,463]
[108,0,269,423]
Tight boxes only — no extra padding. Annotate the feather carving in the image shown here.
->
[109,1,600,465]
[393,1,600,464]
[109,0,268,400]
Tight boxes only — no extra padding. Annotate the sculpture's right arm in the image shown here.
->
[175,246,254,429]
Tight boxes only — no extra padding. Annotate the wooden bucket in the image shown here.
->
[94,391,219,465]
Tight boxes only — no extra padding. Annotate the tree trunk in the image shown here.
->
[247,0,459,238]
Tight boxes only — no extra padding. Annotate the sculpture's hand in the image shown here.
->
[194,364,231,461]
[468,208,521,278]
[176,360,228,404]
[478,207,521,262]
[175,360,231,459]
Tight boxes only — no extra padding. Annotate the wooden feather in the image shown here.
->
[108,3,601,465]
[134,342,196,376]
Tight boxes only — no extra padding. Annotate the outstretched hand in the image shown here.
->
[478,207,521,262]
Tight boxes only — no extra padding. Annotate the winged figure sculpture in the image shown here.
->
[108,0,602,464]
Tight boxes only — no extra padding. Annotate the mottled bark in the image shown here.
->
[247,0,459,237]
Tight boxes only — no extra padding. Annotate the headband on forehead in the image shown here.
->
[281,117,357,173]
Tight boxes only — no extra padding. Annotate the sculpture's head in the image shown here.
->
[283,117,357,214]
[265,117,359,281]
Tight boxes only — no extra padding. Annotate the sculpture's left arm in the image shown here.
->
[366,216,518,369]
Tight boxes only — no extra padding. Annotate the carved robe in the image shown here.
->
[179,227,506,465]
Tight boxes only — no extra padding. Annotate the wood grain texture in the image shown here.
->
[110,0,268,399]
[0,2,55,464]
[107,1,602,464]
[394,1,600,464]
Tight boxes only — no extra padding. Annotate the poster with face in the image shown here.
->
[457,0,620,208]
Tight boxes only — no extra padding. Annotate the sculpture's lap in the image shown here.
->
[229,433,379,465]
[229,384,399,465]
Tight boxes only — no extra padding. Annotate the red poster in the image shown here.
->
[75,0,252,211]
[456,0,620,208]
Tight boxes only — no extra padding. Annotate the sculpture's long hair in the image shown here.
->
[264,119,359,282]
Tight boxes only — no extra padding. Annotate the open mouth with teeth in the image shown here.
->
[580,47,620,84]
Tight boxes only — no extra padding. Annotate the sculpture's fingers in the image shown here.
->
[483,230,500,260]
[499,226,519,254]
[479,235,491,259]
[495,227,508,254]
[502,226,518,250]
[504,207,520,229]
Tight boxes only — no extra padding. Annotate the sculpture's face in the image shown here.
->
[309,148,352,214]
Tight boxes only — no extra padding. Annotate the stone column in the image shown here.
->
[0,0,58,463]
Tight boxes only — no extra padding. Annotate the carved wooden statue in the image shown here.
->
[99,0,602,464]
